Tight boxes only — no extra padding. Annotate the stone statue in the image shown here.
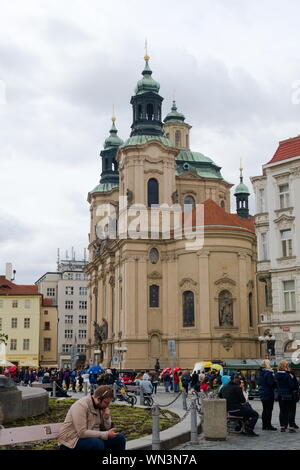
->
[93,319,108,344]
[219,292,233,327]
[127,188,134,205]
[171,190,179,204]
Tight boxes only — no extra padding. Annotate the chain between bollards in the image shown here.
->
[152,404,160,450]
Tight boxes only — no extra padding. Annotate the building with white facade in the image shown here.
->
[251,135,300,358]
[36,257,89,369]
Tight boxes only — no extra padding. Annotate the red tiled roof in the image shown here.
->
[184,199,255,234]
[42,298,53,307]
[0,276,39,296]
[267,135,300,164]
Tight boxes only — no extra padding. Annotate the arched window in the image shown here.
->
[219,290,233,327]
[149,285,159,308]
[148,178,159,207]
[150,248,159,264]
[184,195,196,212]
[175,130,181,147]
[248,292,253,327]
[183,291,195,327]
[138,104,142,119]
[146,103,154,120]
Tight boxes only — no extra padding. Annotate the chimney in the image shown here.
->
[5,263,12,281]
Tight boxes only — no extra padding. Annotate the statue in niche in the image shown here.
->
[93,319,108,363]
[219,291,233,327]
[171,190,179,204]
[127,188,134,205]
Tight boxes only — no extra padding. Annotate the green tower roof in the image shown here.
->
[103,118,123,149]
[164,101,185,123]
[135,58,160,95]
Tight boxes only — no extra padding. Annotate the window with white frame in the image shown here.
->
[79,287,87,296]
[65,286,74,295]
[283,280,296,311]
[79,315,87,324]
[24,318,30,328]
[279,183,290,209]
[65,315,73,324]
[64,330,73,339]
[65,300,73,310]
[10,339,17,350]
[261,233,269,260]
[11,317,17,328]
[83,274,89,281]
[281,229,293,257]
[77,344,86,353]
[76,273,81,280]
[259,188,266,212]
[24,300,30,308]
[12,300,18,308]
[79,301,87,310]
[23,339,30,350]
[47,288,55,297]
[62,344,71,353]
[79,330,87,339]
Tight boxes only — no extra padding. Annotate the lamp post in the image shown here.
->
[258,332,276,359]
[114,347,128,373]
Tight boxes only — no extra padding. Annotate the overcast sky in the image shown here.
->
[1,0,300,284]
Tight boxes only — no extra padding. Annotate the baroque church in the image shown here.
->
[86,53,260,369]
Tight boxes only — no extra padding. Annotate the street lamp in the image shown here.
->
[258,332,276,358]
[114,347,128,372]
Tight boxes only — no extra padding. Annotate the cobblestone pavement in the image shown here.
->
[173,400,300,450]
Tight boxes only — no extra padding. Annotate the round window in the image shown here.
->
[150,248,159,264]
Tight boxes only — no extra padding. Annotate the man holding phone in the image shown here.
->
[58,385,126,450]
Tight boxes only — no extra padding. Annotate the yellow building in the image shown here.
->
[39,298,58,368]
[0,275,41,367]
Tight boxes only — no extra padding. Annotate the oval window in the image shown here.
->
[150,248,159,264]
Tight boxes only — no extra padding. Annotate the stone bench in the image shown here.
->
[0,422,62,446]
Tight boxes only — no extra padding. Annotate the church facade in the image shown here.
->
[85,55,260,369]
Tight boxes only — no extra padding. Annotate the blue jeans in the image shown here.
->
[174,383,179,393]
[60,434,126,451]
[165,382,170,392]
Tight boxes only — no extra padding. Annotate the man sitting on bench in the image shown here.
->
[219,375,259,437]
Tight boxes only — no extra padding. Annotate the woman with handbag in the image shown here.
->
[275,360,296,433]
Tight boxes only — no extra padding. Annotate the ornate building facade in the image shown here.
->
[86,55,260,369]
[251,136,300,359]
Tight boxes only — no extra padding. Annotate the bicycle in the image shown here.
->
[143,393,154,407]
[116,385,137,406]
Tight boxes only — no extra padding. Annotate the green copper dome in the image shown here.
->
[176,149,224,180]
[135,59,160,95]
[164,101,185,123]
[90,182,119,194]
[234,182,250,194]
[121,135,173,148]
[104,119,124,149]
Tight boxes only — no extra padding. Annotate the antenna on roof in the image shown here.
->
[71,246,74,261]
[57,248,60,270]
[66,250,69,260]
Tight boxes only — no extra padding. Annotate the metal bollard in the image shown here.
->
[113,382,118,400]
[152,405,160,450]
[84,381,88,396]
[182,389,187,410]
[190,398,198,444]
[52,381,56,398]
[140,387,144,406]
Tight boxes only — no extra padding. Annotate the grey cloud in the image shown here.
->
[0,212,33,244]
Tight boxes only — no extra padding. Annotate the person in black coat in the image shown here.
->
[219,375,259,436]
[289,370,299,429]
[258,359,277,430]
[275,360,297,432]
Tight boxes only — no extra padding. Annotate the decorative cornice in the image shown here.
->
[148,271,162,280]
[179,278,197,287]
[215,277,236,286]
[144,169,163,175]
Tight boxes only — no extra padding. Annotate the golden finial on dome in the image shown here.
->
[112,104,116,122]
[240,158,244,182]
[144,38,150,62]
